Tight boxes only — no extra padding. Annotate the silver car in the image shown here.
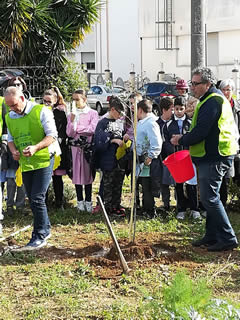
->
[87,85,113,115]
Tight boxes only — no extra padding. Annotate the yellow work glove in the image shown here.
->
[15,167,23,187]
[53,155,61,170]
[116,140,132,160]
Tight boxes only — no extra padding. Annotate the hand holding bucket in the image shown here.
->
[163,150,195,183]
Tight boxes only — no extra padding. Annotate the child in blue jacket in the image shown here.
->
[93,96,126,217]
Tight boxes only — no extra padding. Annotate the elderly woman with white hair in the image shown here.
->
[219,78,240,205]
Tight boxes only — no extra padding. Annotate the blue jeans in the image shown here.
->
[22,157,54,239]
[198,158,237,244]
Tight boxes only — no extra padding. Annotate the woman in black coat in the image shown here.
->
[43,86,69,209]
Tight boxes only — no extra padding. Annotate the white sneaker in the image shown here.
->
[85,201,93,213]
[191,210,202,220]
[77,201,85,211]
[176,211,186,220]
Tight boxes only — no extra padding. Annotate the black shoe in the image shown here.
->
[156,207,168,219]
[141,209,157,219]
[207,241,238,252]
[192,237,217,247]
[7,207,15,216]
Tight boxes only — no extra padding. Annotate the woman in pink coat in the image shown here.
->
[66,89,99,213]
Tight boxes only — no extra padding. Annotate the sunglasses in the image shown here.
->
[13,82,22,87]
[43,99,52,105]
[189,81,204,87]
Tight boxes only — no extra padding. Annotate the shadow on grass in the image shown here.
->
[2,206,105,229]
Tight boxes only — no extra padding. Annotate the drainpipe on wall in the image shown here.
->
[140,37,143,81]
[232,63,240,100]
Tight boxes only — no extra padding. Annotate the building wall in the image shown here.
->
[67,0,240,83]
[139,0,240,81]
[67,0,140,82]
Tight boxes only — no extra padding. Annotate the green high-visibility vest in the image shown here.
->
[5,104,50,172]
[190,93,238,157]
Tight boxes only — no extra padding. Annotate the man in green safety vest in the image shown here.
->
[171,67,238,252]
[5,87,58,250]
[0,96,8,235]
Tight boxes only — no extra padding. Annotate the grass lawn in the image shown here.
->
[0,174,240,319]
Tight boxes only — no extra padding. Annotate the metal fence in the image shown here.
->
[0,66,57,100]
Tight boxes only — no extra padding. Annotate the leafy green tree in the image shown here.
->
[0,0,100,68]
[53,59,88,101]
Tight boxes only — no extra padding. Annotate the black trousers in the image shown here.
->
[75,184,92,202]
[175,183,198,212]
[141,177,155,212]
[52,175,64,205]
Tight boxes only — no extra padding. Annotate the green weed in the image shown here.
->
[30,264,95,297]
[23,305,46,320]
[162,271,211,318]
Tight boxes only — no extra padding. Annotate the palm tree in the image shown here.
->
[0,0,101,68]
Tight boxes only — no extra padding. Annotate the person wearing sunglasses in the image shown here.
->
[8,76,32,102]
[218,79,240,206]
[171,67,238,252]
[42,87,68,210]
[5,86,58,250]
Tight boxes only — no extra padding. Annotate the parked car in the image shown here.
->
[112,85,127,95]
[1,69,24,77]
[138,81,178,115]
[0,71,12,86]
[87,85,113,115]
[112,85,129,102]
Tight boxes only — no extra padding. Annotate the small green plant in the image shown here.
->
[163,271,211,319]
[206,298,240,319]
[24,305,46,320]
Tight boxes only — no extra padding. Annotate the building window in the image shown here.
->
[81,52,95,71]
[86,62,95,70]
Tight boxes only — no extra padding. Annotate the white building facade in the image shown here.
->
[140,0,240,82]
[68,0,140,83]
[68,0,240,84]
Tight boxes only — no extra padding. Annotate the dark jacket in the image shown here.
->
[156,117,169,160]
[164,115,191,156]
[53,107,69,170]
[93,117,124,171]
[179,86,233,162]
[231,98,240,142]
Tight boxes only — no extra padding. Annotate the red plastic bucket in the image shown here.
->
[163,150,194,183]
